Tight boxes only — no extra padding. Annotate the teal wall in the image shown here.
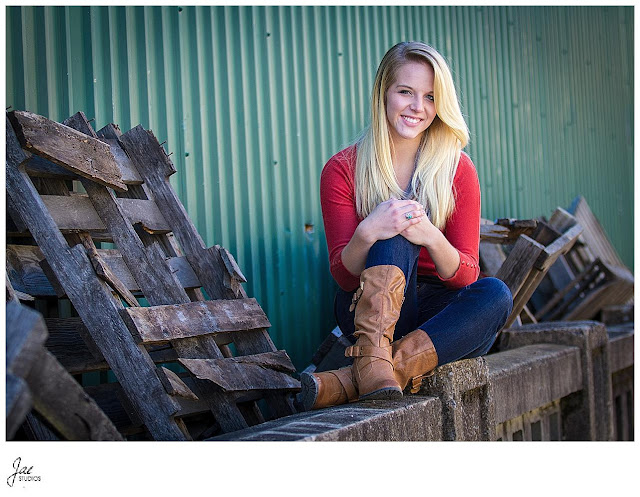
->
[5,6,633,370]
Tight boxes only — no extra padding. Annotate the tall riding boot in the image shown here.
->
[300,329,438,410]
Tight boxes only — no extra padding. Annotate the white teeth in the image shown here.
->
[403,116,420,124]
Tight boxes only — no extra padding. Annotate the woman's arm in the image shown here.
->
[320,150,425,290]
[401,153,480,287]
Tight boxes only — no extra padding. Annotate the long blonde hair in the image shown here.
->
[355,41,469,229]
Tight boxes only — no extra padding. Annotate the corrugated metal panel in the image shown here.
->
[5,6,633,369]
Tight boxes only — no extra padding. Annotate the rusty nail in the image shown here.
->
[160,141,167,146]
[88,118,95,123]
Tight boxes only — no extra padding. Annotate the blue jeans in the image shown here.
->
[334,235,513,366]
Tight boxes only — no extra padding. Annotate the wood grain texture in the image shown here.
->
[39,194,171,233]
[9,110,127,191]
[495,235,545,297]
[97,125,143,184]
[122,298,271,344]
[27,349,124,440]
[180,354,301,392]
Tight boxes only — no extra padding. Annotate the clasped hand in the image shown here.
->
[361,198,435,247]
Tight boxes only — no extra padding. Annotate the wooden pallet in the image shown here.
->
[527,204,633,322]
[6,110,299,440]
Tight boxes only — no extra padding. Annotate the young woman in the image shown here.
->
[300,41,513,410]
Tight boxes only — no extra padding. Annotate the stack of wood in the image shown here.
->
[6,110,300,440]
[525,198,634,324]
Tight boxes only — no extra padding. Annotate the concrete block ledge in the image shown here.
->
[208,396,442,441]
[608,331,634,373]
[486,343,582,424]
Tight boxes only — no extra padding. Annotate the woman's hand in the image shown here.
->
[339,198,425,277]
[402,214,461,279]
[400,210,437,247]
[358,198,426,244]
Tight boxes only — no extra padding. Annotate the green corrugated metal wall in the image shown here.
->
[5,6,633,370]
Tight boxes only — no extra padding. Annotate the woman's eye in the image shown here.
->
[426,95,434,102]
[400,89,412,95]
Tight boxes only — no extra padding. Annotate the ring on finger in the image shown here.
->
[405,212,413,220]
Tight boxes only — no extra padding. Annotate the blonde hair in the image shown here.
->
[355,41,469,229]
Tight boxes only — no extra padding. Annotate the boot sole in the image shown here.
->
[359,387,403,402]
[300,372,319,411]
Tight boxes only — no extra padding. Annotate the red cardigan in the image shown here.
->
[320,145,481,291]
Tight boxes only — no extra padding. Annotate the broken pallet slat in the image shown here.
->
[122,298,271,345]
[8,110,127,192]
[157,367,200,401]
[180,353,301,393]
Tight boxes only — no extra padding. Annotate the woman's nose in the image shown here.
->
[410,96,424,112]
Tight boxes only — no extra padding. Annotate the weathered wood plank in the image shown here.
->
[220,350,297,373]
[39,194,172,233]
[180,355,301,393]
[6,118,186,440]
[79,234,140,307]
[43,317,238,374]
[27,349,124,440]
[25,154,80,180]
[6,301,49,378]
[479,242,506,277]
[480,219,538,244]
[570,196,626,268]
[96,124,143,184]
[9,110,127,191]
[6,373,33,439]
[535,224,583,272]
[495,235,545,297]
[122,298,271,345]
[157,367,199,401]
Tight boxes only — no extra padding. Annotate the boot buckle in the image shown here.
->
[348,281,364,312]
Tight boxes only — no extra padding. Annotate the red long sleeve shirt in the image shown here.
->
[320,145,481,292]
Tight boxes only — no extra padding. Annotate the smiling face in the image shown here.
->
[385,61,436,148]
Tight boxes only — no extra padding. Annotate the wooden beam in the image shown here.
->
[27,349,124,440]
[122,299,271,345]
[96,123,143,184]
[8,110,127,192]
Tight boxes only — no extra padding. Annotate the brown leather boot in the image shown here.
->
[300,329,438,410]
[344,265,405,400]
[299,367,357,411]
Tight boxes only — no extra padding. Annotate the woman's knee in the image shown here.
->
[474,277,513,314]
[366,235,421,271]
